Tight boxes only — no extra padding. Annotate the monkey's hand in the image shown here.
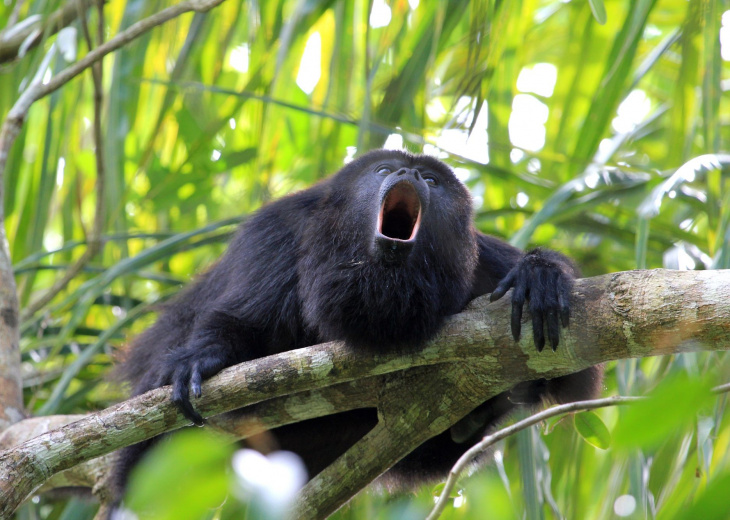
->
[156,337,236,426]
[489,248,576,352]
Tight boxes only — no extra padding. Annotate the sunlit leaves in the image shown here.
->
[3,0,730,518]
[613,372,716,450]
[126,430,235,520]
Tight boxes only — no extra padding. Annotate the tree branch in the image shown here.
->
[0,269,728,517]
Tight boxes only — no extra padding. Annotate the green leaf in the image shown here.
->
[665,471,730,520]
[587,0,607,25]
[613,372,716,450]
[126,429,235,520]
[573,411,610,449]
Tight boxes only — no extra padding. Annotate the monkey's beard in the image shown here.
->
[298,228,475,350]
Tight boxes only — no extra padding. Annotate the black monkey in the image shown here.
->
[114,149,602,495]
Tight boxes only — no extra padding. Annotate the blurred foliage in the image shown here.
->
[2,0,730,518]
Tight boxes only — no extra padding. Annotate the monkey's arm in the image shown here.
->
[152,309,249,425]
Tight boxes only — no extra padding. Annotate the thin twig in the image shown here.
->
[21,0,109,320]
[5,0,228,320]
[712,382,730,394]
[426,395,644,520]
[0,0,228,179]
[0,0,99,64]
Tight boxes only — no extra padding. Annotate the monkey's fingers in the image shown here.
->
[546,308,560,351]
[190,355,230,398]
[490,269,518,302]
[510,273,528,341]
[531,309,546,352]
[542,269,562,350]
[172,367,205,426]
[190,368,203,399]
[526,274,549,352]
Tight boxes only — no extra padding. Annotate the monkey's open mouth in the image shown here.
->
[378,181,422,241]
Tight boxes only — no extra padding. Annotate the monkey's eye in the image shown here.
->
[376,166,392,176]
[423,174,439,186]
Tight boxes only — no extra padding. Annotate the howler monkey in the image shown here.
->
[114,149,603,495]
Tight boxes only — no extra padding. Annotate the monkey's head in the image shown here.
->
[327,149,476,264]
[299,149,479,348]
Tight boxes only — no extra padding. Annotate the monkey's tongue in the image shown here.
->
[378,181,422,241]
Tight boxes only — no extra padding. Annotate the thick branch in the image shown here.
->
[0,269,728,517]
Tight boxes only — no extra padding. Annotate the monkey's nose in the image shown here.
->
[395,167,422,180]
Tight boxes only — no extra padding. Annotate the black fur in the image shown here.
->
[113,149,602,496]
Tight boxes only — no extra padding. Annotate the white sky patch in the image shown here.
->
[585,169,600,189]
[722,11,730,61]
[43,231,63,252]
[678,248,696,270]
[233,449,308,512]
[229,118,236,129]
[56,157,65,187]
[446,491,465,508]
[454,96,475,126]
[57,27,77,62]
[433,100,489,163]
[436,129,488,164]
[409,0,419,8]
[453,167,471,182]
[644,25,661,38]
[426,98,447,121]
[598,137,614,157]
[344,146,358,163]
[422,143,441,157]
[516,63,558,97]
[516,192,529,207]
[370,0,392,28]
[614,495,637,517]
[509,94,548,152]
[296,32,321,94]
[383,133,403,149]
[211,149,221,161]
[612,89,651,133]
[229,43,249,73]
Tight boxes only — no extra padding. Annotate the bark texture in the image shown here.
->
[0,269,727,518]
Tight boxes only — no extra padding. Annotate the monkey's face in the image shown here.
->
[332,149,475,266]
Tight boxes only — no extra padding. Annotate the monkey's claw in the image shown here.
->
[490,248,575,352]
